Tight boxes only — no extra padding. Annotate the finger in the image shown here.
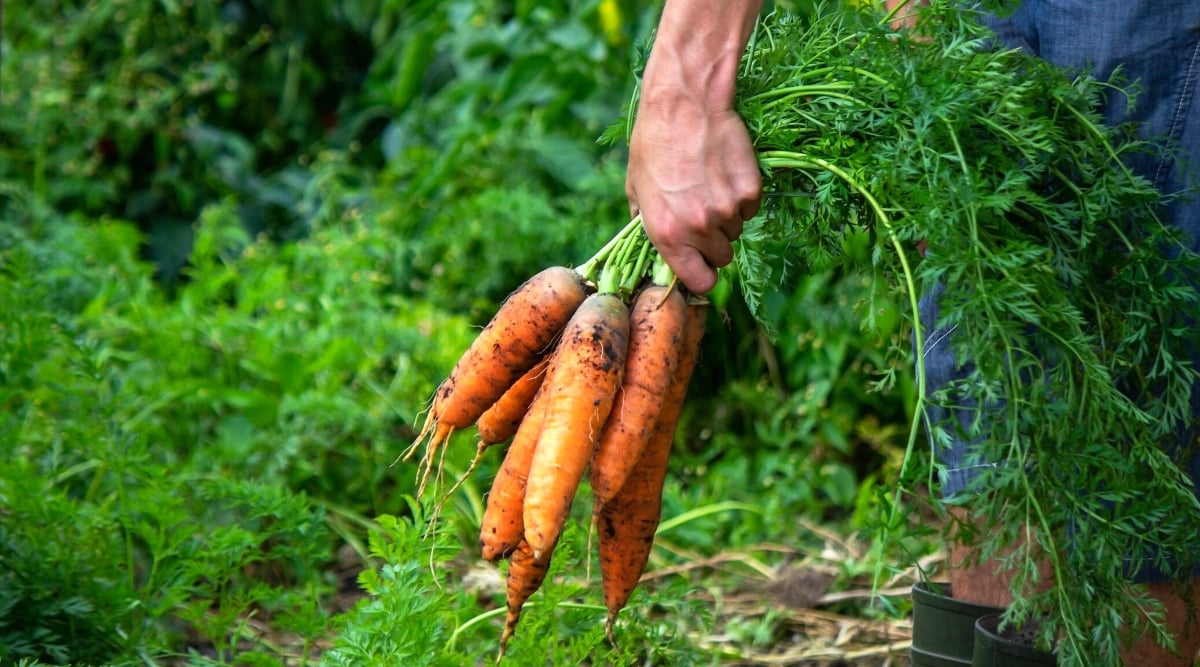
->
[720,217,744,243]
[625,176,642,220]
[739,199,759,223]
[699,235,735,270]
[666,248,719,294]
[646,220,721,294]
[733,153,764,224]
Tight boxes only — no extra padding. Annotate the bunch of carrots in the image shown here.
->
[403,216,707,658]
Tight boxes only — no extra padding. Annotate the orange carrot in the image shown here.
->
[597,299,707,643]
[498,539,552,659]
[436,356,552,515]
[477,356,550,447]
[523,292,630,561]
[589,285,688,506]
[479,379,551,563]
[405,266,589,495]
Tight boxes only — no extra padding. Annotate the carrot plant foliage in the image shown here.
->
[709,3,1200,664]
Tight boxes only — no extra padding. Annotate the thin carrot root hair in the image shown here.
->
[397,398,436,463]
[656,276,681,305]
[412,423,455,498]
[432,439,486,517]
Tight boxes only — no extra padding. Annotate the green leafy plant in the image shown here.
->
[322,503,723,666]
[1,0,946,663]
[691,3,1200,664]
[2,0,382,240]
[0,214,336,665]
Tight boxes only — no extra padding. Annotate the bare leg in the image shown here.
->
[948,508,1200,665]
[1120,579,1200,667]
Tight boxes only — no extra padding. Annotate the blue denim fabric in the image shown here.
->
[919,1,1200,581]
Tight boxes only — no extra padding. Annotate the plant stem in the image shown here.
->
[622,234,654,295]
[758,148,929,600]
[745,81,855,101]
[577,214,643,283]
[759,89,866,112]
[651,253,675,287]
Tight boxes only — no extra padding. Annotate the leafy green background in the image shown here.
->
[1,1,927,664]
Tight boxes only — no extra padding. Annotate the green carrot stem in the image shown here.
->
[621,233,654,295]
[577,214,644,282]
[759,89,866,112]
[745,82,855,103]
[651,252,675,287]
[757,149,929,601]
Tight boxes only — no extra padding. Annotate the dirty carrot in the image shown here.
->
[590,284,687,506]
[404,266,589,495]
[597,299,707,643]
[497,539,552,660]
[479,378,552,563]
[435,356,553,512]
[522,292,631,561]
[477,356,550,448]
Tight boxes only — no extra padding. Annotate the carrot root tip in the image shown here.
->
[403,410,438,462]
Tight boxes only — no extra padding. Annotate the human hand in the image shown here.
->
[626,101,761,294]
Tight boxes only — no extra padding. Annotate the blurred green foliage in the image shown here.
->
[1,0,921,664]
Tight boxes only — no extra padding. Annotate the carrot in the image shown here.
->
[497,539,552,660]
[404,266,589,495]
[477,356,550,447]
[478,379,551,563]
[589,285,688,506]
[597,299,707,643]
[434,356,553,518]
[522,292,630,561]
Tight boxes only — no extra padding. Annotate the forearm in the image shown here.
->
[638,0,764,114]
[883,0,927,27]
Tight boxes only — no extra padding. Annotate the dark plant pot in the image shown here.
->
[911,581,1006,667]
[972,613,1057,666]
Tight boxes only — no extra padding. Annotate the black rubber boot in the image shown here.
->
[972,614,1057,666]
[911,581,1005,667]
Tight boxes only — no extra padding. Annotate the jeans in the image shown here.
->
[920,0,1200,581]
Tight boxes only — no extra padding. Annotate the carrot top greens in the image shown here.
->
[607,1,1200,664]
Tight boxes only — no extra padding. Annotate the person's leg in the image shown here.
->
[948,507,1200,665]
[946,509,1047,608]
